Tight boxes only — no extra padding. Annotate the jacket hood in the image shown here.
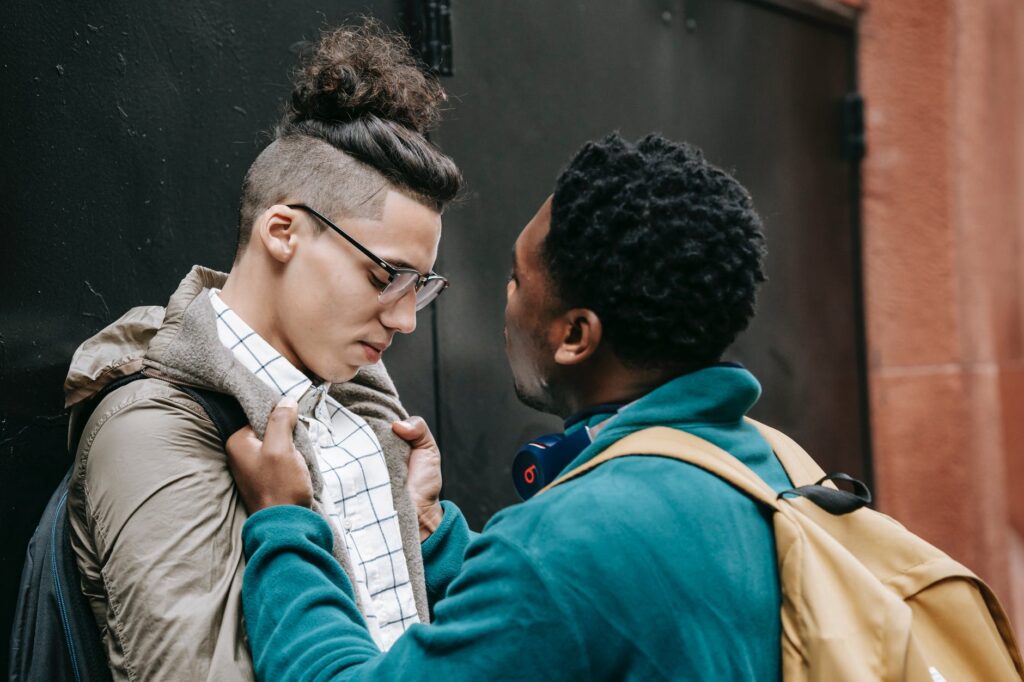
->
[64,305,166,408]
[63,266,230,408]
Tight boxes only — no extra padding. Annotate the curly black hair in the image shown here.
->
[546,133,766,369]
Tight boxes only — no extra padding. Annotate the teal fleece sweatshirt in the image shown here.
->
[241,366,790,681]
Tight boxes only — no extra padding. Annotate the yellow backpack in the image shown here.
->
[543,418,1024,681]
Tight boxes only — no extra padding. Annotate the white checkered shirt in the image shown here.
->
[209,290,419,649]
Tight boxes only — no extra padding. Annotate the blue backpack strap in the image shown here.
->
[9,470,112,682]
[67,372,248,453]
[52,472,113,682]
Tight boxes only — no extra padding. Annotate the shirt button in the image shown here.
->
[344,518,353,530]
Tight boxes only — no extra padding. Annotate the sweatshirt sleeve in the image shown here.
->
[420,500,478,611]
[242,505,588,682]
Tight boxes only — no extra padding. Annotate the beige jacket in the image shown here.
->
[65,266,429,681]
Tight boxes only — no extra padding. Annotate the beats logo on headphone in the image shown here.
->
[513,427,593,500]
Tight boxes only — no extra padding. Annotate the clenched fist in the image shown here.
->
[226,397,314,514]
[392,417,444,541]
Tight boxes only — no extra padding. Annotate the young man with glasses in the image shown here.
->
[63,23,459,680]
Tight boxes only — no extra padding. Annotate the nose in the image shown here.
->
[380,288,417,334]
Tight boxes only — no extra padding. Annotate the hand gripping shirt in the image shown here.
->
[209,290,418,649]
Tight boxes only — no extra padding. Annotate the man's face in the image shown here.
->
[278,190,442,383]
[505,196,561,413]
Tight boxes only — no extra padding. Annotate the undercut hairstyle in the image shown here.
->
[236,19,462,254]
[546,133,767,369]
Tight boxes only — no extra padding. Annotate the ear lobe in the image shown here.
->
[259,204,300,264]
[553,309,602,366]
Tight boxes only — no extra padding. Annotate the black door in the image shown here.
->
[426,0,867,527]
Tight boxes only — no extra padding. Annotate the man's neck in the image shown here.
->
[560,365,671,417]
[560,356,711,417]
[218,267,306,374]
[565,380,662,416]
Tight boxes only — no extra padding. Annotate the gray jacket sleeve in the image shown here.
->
[68,381,254,681]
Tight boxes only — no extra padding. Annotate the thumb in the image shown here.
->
[392,416,433,449]
[264,396,298,454]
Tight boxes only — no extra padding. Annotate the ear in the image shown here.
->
[257,204,302,264]
[553,308,603,366]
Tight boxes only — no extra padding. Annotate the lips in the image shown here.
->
[359,340,389,363]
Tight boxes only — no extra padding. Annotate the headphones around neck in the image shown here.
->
[512,403,625,500]
[513,427,593,500]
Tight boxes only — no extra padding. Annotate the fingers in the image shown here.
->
[392,417,424,439]
[392,416,436,450]
[223,399,312,513]
[263,396,299,457]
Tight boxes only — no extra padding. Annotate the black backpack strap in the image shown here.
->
[67,372,149,458]
[71,372,247,449]
[777,472,872,515]
[174,386,249,443]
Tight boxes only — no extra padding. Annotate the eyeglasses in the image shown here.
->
[287,204,448,311]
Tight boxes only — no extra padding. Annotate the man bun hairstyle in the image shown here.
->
[237,19,461,252]
[285,21,443,134]
[546,133,766,370]
[279,20,460,205]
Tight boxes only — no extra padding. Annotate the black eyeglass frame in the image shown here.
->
[287,203,449,309]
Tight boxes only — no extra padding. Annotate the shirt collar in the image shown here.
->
[208,290,326,407]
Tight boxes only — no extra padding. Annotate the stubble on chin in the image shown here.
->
[513,380,553,413]
[513,371,573,416]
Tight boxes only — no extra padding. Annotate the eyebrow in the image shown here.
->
[387,258,417,271]
[372,251,420,272]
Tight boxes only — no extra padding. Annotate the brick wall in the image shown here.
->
[857,0,1024,624]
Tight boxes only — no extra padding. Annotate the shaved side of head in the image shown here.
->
[235,136,388,257]
[234,20,461,260]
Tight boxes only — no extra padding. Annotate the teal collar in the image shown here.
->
[563,365,763,475]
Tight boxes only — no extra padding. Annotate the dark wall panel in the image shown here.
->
[431,0,864,528]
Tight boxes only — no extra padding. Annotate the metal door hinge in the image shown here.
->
[405,0,453,76]
[841,92,866,161]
